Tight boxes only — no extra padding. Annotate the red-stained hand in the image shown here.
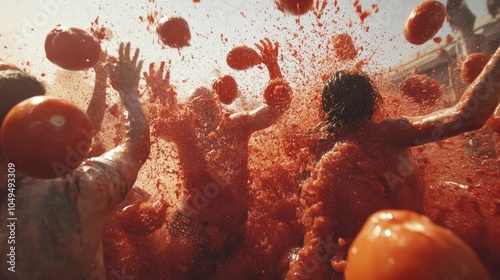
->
[255,38,279,67]
[255,38,283,79]
[143,61,177,105]
[109,42,143,92]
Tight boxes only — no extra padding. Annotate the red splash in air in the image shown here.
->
[332,33,358,61]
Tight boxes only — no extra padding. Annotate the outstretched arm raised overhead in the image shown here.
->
[256,38,283,80]
[99,42,149,201]
[144,61,178,108]
[234,38,292,132]
[86,51,109,136]
[381,46,500,147]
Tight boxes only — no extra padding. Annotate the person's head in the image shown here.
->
[0,70,46,125]
[187,87,221,121]
[321,70,382,132]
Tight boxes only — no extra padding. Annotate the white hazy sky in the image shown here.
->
[0,0,490,101]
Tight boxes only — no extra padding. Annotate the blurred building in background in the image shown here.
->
[391,11,500,92]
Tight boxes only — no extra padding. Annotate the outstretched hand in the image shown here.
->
[143,61,176,103]
[255,38,279,67]
[109,42,143,92]
[255,38,282,79]
[144,61,169,86]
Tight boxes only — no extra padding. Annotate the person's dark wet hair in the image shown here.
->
[0,70,46,123]
[321,70,382,133]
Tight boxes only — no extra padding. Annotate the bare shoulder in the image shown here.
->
[229,110,249,121]
[228,110,251,128]
[70,155,130,208]
[316,141,359,170]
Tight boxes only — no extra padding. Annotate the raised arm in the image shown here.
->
[144,61,177,107]
[143,61,181,140]
[86,52,108,136]
[381,46,500,147]
[244,78,292,132]
[239,39,291,132]
[101,42,149,194]
[255,38,282,80]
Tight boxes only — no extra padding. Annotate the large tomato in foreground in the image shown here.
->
[157,16,191,48]
[274,0,314,15]
[1,96,93,179]
[345,210,490,280]
[226,46,261,70]
[404,1,447,45]
[45,26,101,71]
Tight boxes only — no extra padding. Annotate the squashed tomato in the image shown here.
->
[157,16,191,48]
[212,75,238,104]
[274,0,314,15]
[226,45,261,70]
[45,26,101,71]
[1,96,93,179]
[404,1,447,45]
[345,210,490,280]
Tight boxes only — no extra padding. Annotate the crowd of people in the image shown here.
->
[1,16,500,280]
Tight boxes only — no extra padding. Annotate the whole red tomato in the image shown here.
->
[157,16,191,48]
[274,0,314,15]
[345,210,490,280]
[226,46,261,71]
[212,75,238,104]
[1,96,93,179]
[404,1,447,45]
[461,53,491,84]
[45,26,101,71]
